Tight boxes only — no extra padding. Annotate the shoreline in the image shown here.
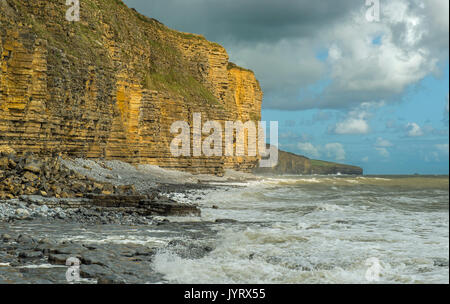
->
[0,154,254,284]
[2,155,447,284]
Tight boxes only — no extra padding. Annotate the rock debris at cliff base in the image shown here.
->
[0,147,202,220]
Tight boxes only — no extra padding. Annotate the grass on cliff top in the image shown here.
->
[17,0,223,108]
[143,70,220,106]
[310,159,361,169]
[310,160,342,168]
[227,62,254,74]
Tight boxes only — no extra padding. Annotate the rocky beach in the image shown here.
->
[1,147,448,284]
[0,147,234,283]
[1,0,447,286]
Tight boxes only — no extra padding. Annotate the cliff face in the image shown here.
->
[254,149,363,175]
[0,0,262,175]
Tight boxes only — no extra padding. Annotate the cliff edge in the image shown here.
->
[254,149,363,175]
[0,0,262,175]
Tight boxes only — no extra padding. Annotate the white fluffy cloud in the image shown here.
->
[297,142,346,161]
[406,122,424,137]
[435,143,449,154]
[374,137,393,158]
[376,147,390,158]
[125,0,449,111]
[375,137,393,147]
[268,0,448,110]
[324,143,346,161]
[333,115,370,135]
[297,142,321,159]
[330,102,384,134]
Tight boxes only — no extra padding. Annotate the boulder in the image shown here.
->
[15,208,30,220]
[24,162,42,174]
[0,145,15,156]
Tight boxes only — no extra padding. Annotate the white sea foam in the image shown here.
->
[17,264,65,269]
[151,175,449,284]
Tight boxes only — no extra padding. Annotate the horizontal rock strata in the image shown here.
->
[0,0,263,175]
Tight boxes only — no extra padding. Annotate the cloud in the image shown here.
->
[124,0,358,43]
[266,0,448,110]
[332,115,370,135]
[124,0,449,111]
[362,156,369,162]
[406,122,424,137]
[297,142,346,161]
[324,143,346,161]
[297,142,321,159]
[435,143,449,154]
[425,151,440,162]
[330,102,383,134]
[374,137,393,158]
[376,147,390,158]
[375,137,393,147]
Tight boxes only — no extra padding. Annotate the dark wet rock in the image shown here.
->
[0,242,18,254]
[97,274,125,284]
[0,177,218,284]
[80,264,112,279]
[38,237,54,245]
[48,253,70,265]
[80,252,108,266]
[1,233,12,242]
[0,268,27,284]
[167,240,214,259]
[119,250,137,258]
[82,243,100,251]
[50,244,85,255]
[434,258,449,267]
[83,194,201,217]
[18,267,68,284]
[215,219,238,224]
[18,251,44,259]
[134,248,157,257]
[35,243,53,255]
[16,234,36,244]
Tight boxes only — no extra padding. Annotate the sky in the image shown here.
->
[123,0,449,174]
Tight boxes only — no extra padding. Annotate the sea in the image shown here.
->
[3,175,449,284]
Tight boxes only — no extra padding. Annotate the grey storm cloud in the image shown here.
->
[123,0,357,43]
[123,0,449,111]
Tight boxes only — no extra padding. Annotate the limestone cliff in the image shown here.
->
[254,149,363,175]
[0,0,262,175]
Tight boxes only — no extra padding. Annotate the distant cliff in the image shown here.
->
[254,149,363,175]
[0,0,262,175]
